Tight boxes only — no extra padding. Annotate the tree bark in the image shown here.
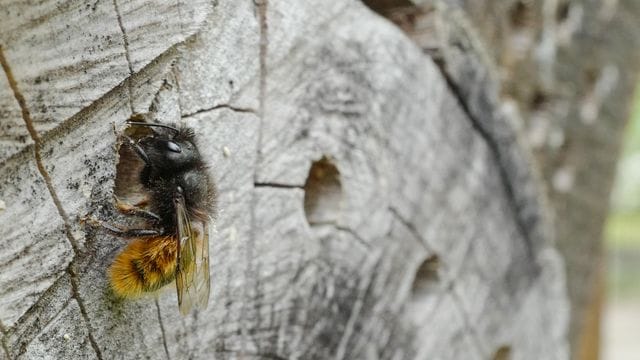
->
[0,1,568,359]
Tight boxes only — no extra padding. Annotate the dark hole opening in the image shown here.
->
[361,0,415,15]
[530,90,548,110]
[113,124,153,205]
[303,156,343,226]
[411,255,440,297]
[509,1,531,29]
[493,346,512,360]
[556,2,571,23]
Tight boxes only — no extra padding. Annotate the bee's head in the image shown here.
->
[128,121,202,171]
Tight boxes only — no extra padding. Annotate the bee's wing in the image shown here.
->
[195,221,211,308]
[174,194,211,315]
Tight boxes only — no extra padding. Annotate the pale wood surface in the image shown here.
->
[0,1,568,359]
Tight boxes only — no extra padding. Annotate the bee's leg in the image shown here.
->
[83,216,163,238]
[122,135,150,165]
[101,223,163,238]
[114,196,160,223]
[119,207,161,223]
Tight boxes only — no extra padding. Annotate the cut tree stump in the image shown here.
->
[374,1,640,357]
[0,1,569,359]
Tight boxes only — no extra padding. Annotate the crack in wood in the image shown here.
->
[389,205,485,330]
[11,297,73,358]
[252,0,269,187]
[388,207,433,252]
[0,45,81,255]
[257,0,268,120]
[67,268,104,360]
[0,273,76,357]
[372,2,543,275]
[431,59,541,276]
[254,182,304,189]
[448,289,488,358]
[33,43,188,149]
[112,0,135,114]
[4,31,201,158]
[333,225,371,249]
[154,298,171,360]
[182,104,258,118]
[243,2,270,352]
[0,26,209,358]
[39,298,74,330]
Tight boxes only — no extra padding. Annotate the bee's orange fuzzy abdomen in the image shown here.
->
[109,235,178,298]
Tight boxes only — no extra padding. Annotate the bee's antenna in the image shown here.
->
[127,121,179,133]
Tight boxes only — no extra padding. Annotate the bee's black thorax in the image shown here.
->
[135,125,216,234]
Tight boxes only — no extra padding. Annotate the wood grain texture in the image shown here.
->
[0,72,31,162]
[0,0,568,359]
[0,149,73,329]
[379,1,640,356]
[0,0,211,159]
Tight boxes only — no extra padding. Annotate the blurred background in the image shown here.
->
[604,89,640,360]
[364,1,640,359]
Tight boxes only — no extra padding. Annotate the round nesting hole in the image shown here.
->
[411,255,440,297]
[493,346,512,360]
[509,1,531,29]
[303,156,343,226]
[530,90,548,110]
[114,123,153,205]
[556,2,571,23]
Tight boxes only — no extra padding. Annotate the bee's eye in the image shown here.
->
[167,141,182,153]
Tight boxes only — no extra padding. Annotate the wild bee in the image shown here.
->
[91,119,216,315]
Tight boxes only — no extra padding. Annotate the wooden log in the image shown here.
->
[0,1,568,359]
[377,1,640,357]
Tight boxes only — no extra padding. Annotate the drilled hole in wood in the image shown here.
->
[303,156,343,226]
[556,2,571,23]
[114,123,153,205]
[509,1,531,29]
[493,346,512,360]
[584,67,599,87]
[360,0,432,38]
[411,255,440,297]
[361,0,415,15]
[530,90,548,110]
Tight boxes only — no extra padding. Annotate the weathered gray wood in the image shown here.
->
[0,72,30,162]
[0,1,569,359]
[0,150,74,328]
[376,1,640,356]
[0,0,212,159]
